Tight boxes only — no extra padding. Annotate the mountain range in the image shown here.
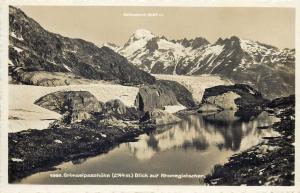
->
[9,6,295,99]
[104,29,295,99]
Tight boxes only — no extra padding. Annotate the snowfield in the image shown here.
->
[154,74,232,103]
[9,74,231,133]
[9,83,139,133]
[9,80,187,133]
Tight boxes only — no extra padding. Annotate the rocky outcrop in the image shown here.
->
[204,91,241,110]
[202,84,267,109]
[134,80,195,113]
[103,99,127,115]
[34,90,141,124]
[134,81,190,125]
[267,94,295,109]
[34,91,102,123]
[10,68,101,86]
[9,6,156,85]
[201,84,268,119]
[103,99,139,120]
[145,37,159,52]
[156,80,196,108]
[11,68,71,86]
[134,85,178,112]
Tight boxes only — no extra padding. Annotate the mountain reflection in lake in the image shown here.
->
[19,111,279,185]
[128,111,278,161]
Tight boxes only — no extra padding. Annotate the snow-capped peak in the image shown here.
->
[132,29,155,40]
[119,29,156,57]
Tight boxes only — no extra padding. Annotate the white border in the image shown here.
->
[0,0,299,192]
[4,0,298,7]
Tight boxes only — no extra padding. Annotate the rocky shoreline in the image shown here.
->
[9,83,295,185]
[9,114,156,183]
[204,95,295,185]
[8,76,194,183]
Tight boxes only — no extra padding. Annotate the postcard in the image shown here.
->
[0,0,298,192]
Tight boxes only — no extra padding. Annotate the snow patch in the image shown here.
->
[54,139,63,144]
[11,158,24,162]
[8,59,14,66]
[13,46,23,53]
[100,133,107,138]
[11,32,24,41]
[247,87,256,95]
[63,64,72,72]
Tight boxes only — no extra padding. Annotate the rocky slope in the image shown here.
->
[109,29,294,99]
[9,6,155,85]
[204,95,295,185]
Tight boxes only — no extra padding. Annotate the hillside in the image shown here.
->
[9,7,155,85]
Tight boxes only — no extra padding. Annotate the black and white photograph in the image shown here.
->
[4,1,296,189]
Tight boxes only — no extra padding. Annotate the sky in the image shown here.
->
[18,6,295,49]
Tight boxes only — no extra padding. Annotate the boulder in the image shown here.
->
[202,84,268,110]
[34,91,102,123]
[104,99,127,115]
[134,80,195,113]
[201,84,268,120]
[156,80,196,108]
[103,99,139,120]
[134,85,178,112]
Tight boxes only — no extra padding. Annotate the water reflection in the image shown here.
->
[19,110,280,185]
[127,111,279,160]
